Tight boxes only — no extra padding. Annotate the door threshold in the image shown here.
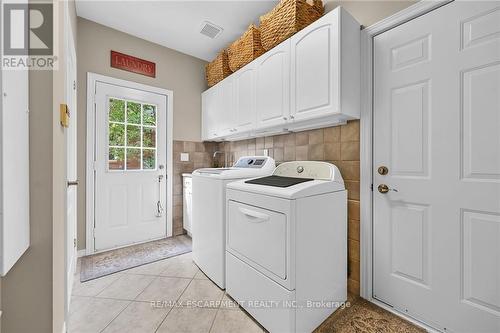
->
[91,235,168,255]
[370,298,442,333]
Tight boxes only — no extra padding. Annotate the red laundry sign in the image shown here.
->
[110,51,156,78]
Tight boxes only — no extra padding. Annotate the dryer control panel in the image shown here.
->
[273,161,343,182]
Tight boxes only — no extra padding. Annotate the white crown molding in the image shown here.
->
[364,0,453,37]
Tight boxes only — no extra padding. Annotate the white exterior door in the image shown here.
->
[373,2,500,332]
[94,82,167,251]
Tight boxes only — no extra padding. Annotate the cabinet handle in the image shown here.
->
[283,116,288,121]
[290,115,295,120]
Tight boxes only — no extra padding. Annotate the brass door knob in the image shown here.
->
[378,184,398,193]
[378,166,388,175]
[378,184,389,193]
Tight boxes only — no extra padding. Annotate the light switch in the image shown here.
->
[263,149,269,157]
[180,153,189,162]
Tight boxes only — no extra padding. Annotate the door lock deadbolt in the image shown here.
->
[378,166,389,175]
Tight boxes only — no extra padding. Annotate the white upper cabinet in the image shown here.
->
[256,40,290,129]
[290,7,360,122]
[217,77,236,137]
[234,64,256,134]
[201,85,220,141]
[201,7,360,141]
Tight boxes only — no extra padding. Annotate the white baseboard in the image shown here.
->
[77,249,86,258]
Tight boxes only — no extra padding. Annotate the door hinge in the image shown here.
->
[73,80,76,90]
[370,183,374,191]
[73,238,77,248]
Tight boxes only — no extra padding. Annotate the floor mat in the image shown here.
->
[80,235,192,282]
[315,295,426,333]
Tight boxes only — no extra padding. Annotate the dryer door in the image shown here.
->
[227,200,287,280]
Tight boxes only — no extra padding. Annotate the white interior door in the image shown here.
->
[94,82,167,252]
[65,16,77,311]
[373,2,500,332]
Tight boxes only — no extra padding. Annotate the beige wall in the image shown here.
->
[324,0,417,26]
[76,18,207,250]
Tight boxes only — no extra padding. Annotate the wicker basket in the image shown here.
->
[227,24,265,72]
[259,0,324,51]
[205,50,232,87]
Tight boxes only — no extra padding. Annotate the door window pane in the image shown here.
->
[143,149,156,169]
[127,125,141,147]
[143,127,156,148]
[127,102,141,124]
[143,104,156,126]
[109,148,125,170]
[109,123,125,146]
[127,148,141,170]
[109,99,125,122]
[108,97,158,171]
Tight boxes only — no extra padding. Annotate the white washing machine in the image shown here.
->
[225,161,347,333]
[192,156,275,289]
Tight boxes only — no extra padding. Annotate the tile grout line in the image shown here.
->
[154,273,196,333]
[98,299,133,333]
[97,273,159,333]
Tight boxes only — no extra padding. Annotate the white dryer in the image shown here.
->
[192,156,275,289]
[225,161,347,333]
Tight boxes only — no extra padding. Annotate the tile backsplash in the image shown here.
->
[173,120,361,295]
[172,141,217,236]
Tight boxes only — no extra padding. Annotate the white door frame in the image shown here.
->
[359,0,452,329]
[64,0,77,312]
[86,72,173,255]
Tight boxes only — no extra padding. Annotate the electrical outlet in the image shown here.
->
[180,153,189,162]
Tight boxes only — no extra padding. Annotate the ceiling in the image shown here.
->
[75,0,279,61]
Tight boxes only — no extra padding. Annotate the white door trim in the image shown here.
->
[86,72,174,255]
[359,0,452,327]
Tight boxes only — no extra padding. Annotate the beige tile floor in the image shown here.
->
[69,252,265,333]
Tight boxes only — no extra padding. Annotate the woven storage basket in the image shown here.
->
[227,24,265,72]
[205,50,232,87]
[259,0,324,51]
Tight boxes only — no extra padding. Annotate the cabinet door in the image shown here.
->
[256,40,290,129]
[218,77,236,137]
[291,12,340,121]
[201,85,220,140]
[234,64,256,134]
[1,66,30,275]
